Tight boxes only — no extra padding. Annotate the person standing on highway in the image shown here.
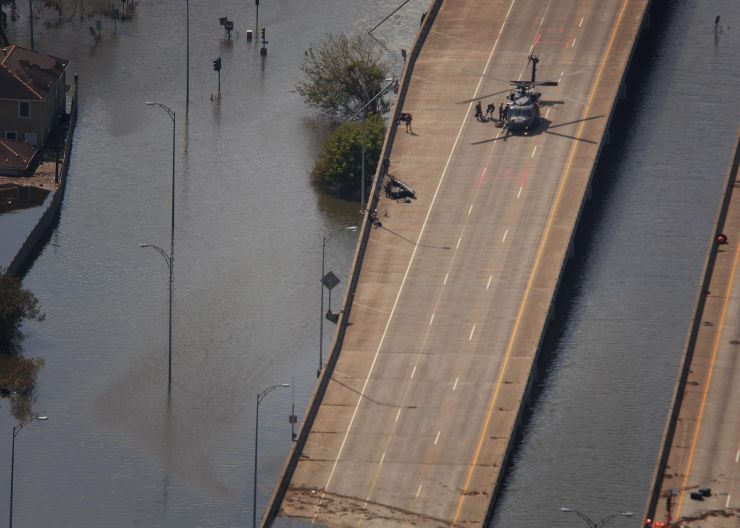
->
[486,103,495,120]
[405,113,414,134]
[498,103,505,121]
[475,101,483,121]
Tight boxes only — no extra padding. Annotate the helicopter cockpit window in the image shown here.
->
[509,107,532,119]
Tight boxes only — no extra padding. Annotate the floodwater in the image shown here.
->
[491,1,740,527]
[0,1,427,526]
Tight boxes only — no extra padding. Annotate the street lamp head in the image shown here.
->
[279,383,291,388]
[35,416,48,421]
[138,243,150,248]
[560,507,572,513]
[620,513,633,517]
[346,226,358,231]
[145,101,155,106]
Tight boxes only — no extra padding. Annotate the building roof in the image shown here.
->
[0,138,37,175]
[0,45,69,101]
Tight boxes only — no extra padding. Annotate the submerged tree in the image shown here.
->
[0,270,45,350]
[311,114,385,198]
[296,33,390,120]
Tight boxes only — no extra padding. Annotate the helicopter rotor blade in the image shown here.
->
[455,87,512,105]
[536,66,592,86]
[457,67,510,85]
[541,94,588,107]
[535,81,559,86]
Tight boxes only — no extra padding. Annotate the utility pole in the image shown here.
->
[260,27,267,55]
[28,0,34,51]
[186,0,190,110]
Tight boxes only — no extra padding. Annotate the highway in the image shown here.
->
[650,137,740,528]
[273,0,650,525]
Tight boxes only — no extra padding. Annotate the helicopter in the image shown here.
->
[501,54,558,134]
[457,54,590,138]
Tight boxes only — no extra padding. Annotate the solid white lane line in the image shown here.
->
[540,17,545,26]
[736,448,739,463]
[457,237,462,249]
[416,483,423,498]
[579,17,584,27]
[395,409,402,423]
[411,365,417,379]
[502,229,508,242]
[571,38,576,48]
[453,377,459,391]
[531,146,537,158]
[380,452,386,464]
[468,204,474,215]
[726,494,731,508]
[517,186,523,199]
[443,273,449,286]
[486,275,493,289]
[469,324,476,341]
[429,313,435,325]
[434,431,441,445]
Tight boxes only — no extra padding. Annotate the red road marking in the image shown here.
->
[532,33,541,48]
[518,168,530,188]
[477,166,487,188]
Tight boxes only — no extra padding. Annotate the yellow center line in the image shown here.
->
[451,0,630,524]
[674,239,740,518]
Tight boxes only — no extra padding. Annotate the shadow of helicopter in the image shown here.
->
[470,114,604,145]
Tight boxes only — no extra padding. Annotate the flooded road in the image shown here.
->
[0,1,426,526]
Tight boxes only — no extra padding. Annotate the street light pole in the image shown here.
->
[139,243,173,386]
[560,507,633,528]
[254,383,290,528]
[9,416,48,528]
[319,226,357,377]
[186,0,190,110]
[254,0,259,43]
[145,102,176,387]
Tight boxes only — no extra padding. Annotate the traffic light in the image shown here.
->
[261,28,265,42]
[213,57,221,72]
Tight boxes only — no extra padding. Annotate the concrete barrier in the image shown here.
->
[6,75,79,278]
[261,2,443,525]
[642,131,740,522]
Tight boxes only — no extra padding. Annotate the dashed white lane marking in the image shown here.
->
[502,229,508,242]
[443,273,449,285]
[736,448,739,463]
[517,186,523,199]
[579,16,584,27]
[313,0,518,519]
[453,377,459,391]
[559,71,564,82]
[540,16,545,25]
[469,324,476,341]
[380,452,386,464]
[486,275,493,289]
[468,204,474,215]
[411,365,417,379]
[395,408,402,422]
[429,313,435,325]
[434,430,441,445]
[456,237,462,249]
[726,494,731,508]
[416,483,423,498]
[571,38,577,48]
[545,108,551,118]
[531,146,537,158]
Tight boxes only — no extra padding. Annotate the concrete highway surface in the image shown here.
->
[651,140,740,528]
[275,0,649,526]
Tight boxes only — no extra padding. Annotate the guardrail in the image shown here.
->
[6,74,79,278]
[261,2,444,525]
[643,131,740,522]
